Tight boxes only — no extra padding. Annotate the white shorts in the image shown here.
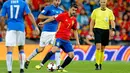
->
[5,30,25,46]
[39,32,56,47]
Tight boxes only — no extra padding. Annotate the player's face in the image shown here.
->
[53,0,61,7]
[70,7,77,16]
[100,0,107,8]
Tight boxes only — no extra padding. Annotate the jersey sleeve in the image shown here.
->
[72,18,78,30]
[109,10,115,20]
[54,13,64,22]
[24,2,31,14]
[91,9,96,20]
[1,3,7,17]
[40,6,49,15]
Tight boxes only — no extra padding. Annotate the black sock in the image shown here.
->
[41,51,54,65]
[61,56,73,68]
[8,71,12,73]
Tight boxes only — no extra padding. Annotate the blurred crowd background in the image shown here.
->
[0,0,130,45]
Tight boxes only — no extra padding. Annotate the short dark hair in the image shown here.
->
[71,3,78,8]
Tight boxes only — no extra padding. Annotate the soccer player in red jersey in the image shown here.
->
[35,3,80,72]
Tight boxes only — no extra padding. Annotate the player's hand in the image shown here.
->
[76,42,80,48]
[38,22,44,27]
[33,27,40,36]
[1,30,6,39]
[89,31,94,36]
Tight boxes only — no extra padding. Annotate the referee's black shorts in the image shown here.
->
[94,28,109,46]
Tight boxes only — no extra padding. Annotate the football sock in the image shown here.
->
[27,48,39,61]
[100,51,104,64]
[19,51,25,69]
[95,49,101,65]
[55,50,61,66]
[41,51,54,65]
[61,56,73,68]
[6,52,12,72]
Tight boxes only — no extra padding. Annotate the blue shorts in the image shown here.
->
[55,38,74,53]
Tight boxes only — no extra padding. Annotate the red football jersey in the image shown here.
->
[55,12,78,41]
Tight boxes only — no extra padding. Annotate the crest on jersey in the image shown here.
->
[41,10,45,13]
[56,42,60,46]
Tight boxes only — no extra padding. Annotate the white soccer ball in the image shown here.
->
[47,62,57,72]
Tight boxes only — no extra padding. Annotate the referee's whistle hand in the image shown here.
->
[110,30,115,37]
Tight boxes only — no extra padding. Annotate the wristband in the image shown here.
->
[111,28,116,31]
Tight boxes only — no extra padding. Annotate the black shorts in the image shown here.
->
[94,28,109,46]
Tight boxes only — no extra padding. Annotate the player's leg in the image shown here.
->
[25,32,49,69]
[100,30,109,70]
[58,40,74,72]
[18,46,25,73]
[55,50,61,66]
[35,46,58,69]
[5,30,16,73]
[93,28,102,70]
[35,38,61,69]
[6,46,14,73]
[51,32,61,67]
[25,47,45,69]
[17,31,26,73]
[99,46,105,70]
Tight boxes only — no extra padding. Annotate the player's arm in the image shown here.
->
[38,16,55,26]
[110,10,116,31]
[73,19,80,47]
[89,19,95,32]
[73,29,80,45]
[24,2,40,35]
[38,14,51,20]
[89,10,96,36]
[0,17,5,31]
[110,20,115,30]
[0,2,7,38]
[39,13,63,25]
[110,10,116,36]
[28,13,40,35]
[38,6,51,20]
[73,29,80,48]
[0,2,6,31]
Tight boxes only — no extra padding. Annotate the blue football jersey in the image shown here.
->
[1,0,31,32]
[40,4,64,32]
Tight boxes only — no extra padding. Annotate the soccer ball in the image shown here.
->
[47,62,57,72]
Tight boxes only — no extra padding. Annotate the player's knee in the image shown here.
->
[96,43,101,50]
[6,46,14,52]
[101,46,105,52]
[68,52,74,58]
[18,45,24,51]
[51,46,58,53]
[38,47,45,53]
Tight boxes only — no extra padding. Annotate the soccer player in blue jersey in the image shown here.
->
[0,0,40,73]
[24,0,64,69]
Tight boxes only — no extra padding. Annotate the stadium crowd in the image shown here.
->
[0,0,130,45]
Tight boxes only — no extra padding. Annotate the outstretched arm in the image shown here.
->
[38,16,55,25]
[38,14,51,20]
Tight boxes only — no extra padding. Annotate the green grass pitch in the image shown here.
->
[0,60,130,73]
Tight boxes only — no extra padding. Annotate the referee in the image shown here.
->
[89,0,115,70]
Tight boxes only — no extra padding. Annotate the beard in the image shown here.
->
[70,13,76,17]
